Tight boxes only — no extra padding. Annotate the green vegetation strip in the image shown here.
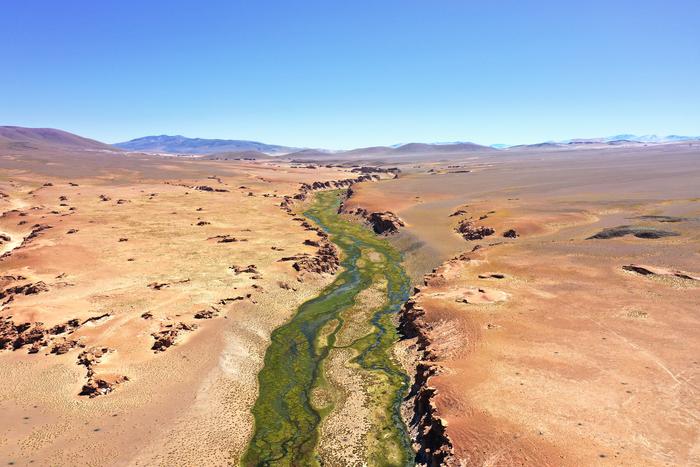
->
[243,190,413,466]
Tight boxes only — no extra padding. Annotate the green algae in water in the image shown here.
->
[242,190,413,466]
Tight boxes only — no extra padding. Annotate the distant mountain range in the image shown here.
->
[114,135,298,155]
[284,142,496,160]
[604,134,700,143]
[114,135,497,157]
[2,127,698,158]
[557,134,700,144]
[494,134,700,149]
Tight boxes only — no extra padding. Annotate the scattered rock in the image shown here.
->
[503,229,519,238]
[230,264,258,274]
[194,309,218,319]
[48,319,80,335]
[0,281,49,301]
[218,295,249,305]
[194,185,229,193]
[209,234,245,243]
[478,273,506,279]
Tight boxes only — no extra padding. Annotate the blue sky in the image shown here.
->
[1,0,698,148]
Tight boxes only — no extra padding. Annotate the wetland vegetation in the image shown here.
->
[243,190,413,466]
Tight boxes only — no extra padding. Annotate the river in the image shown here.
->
[243,190,413,466]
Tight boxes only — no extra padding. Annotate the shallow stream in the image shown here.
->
[243,190,413,466]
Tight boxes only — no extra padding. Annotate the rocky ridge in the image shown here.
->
[399,290,455,466]
[397,250,488,466]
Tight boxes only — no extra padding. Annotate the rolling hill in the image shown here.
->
[0,126,116,151]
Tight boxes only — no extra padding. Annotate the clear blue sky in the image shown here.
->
[1,0,698,148]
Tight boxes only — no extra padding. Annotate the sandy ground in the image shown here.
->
[0,148,364,466]
[2,139,699,466]
[346,145,700,466]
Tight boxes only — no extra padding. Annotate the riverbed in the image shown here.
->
[243,190,413,466]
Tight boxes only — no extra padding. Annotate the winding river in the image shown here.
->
[243,190,413,466]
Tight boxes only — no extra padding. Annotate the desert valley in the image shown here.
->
[0,126,698,466]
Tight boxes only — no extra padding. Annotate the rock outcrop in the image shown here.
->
[194,308,219,319]
[1,315,86,353]
[455,219,495,241]
[399,296,455,466]
[0,280,49,304]
[293,241,340,274]
[80,376,129,397]
[279,239,340,275]
[342,207,405,235]
[151,321,198,352]
[77,346,129,397]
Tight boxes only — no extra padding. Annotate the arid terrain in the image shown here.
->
[0,129,390,465]
[345,144,700,466]
[1,127,698,466]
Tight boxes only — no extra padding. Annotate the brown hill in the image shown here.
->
[0,126,116,152]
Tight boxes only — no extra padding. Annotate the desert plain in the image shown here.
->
[0,127,699,466]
